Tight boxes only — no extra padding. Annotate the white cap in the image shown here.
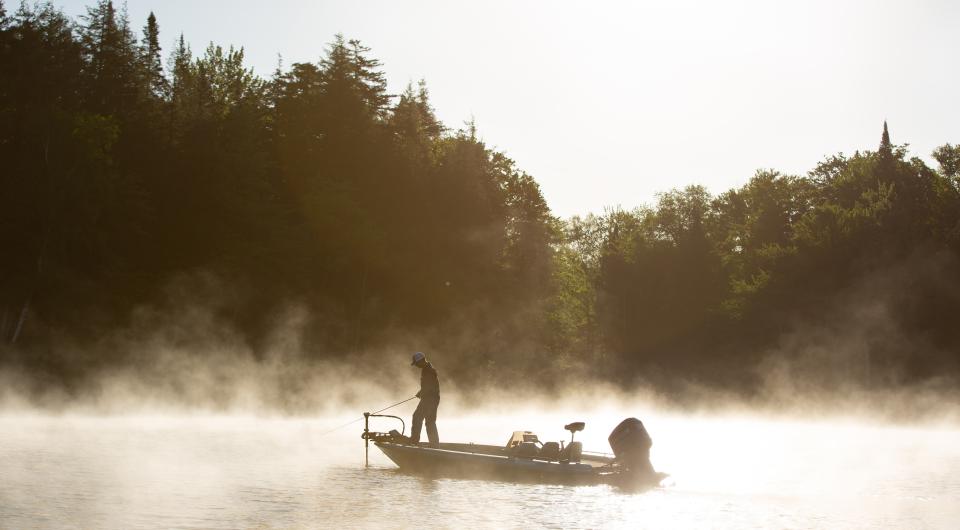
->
[411,351,425,365]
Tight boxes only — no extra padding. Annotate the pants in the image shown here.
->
[411,395,440,446]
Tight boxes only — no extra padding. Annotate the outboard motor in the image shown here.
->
[608,417,654,474]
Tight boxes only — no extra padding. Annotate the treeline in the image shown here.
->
[0,1,556,386]
[558,132,960,390]
[2,1,959,396]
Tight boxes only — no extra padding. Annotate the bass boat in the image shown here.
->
[360,413,667,488]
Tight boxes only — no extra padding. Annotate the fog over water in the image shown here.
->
[1,400,958,529]
[2,307,959,528]
[3,3,959,528]
[2,300,958,528]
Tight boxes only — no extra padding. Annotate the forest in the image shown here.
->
[2,1,960,403]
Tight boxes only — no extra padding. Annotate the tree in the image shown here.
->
[140,12,166,99]
[78,0,141,116]
[880,120,892,157]
[933,144,960,180]
[320,34,390,127]
[712,171,814,319]
[0,2,89,343]
[389,80,443,172]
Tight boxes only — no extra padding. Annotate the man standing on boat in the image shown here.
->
[410,351,440,447]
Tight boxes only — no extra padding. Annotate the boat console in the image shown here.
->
[500,422,587,463]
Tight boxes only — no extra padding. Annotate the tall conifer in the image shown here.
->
[79,0,140,115]
[140,12,165,98]
[876,121,897,191]
[880,120,892,157]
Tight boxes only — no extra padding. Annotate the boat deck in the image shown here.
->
[416,441,615,467]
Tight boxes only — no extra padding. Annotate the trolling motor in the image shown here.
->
[361,412,406,467]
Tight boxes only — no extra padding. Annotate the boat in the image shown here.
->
[360,413,668,488]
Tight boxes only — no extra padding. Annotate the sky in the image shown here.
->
[53,0,960,219]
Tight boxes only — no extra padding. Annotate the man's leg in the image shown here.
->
[425,397,440,447]
[410,400,425,444]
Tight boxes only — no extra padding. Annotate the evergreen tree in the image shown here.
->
[78,0,141,116]
[320,34,391,125]
[389,80,443,173]
[876,120,896,189]
[140,12,166,98]
[347,37,391,117]
[167,33,194,136]
[880,120,892,156]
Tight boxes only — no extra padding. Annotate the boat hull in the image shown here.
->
[374,441,662,487]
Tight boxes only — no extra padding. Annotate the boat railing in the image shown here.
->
[582,449,615,457]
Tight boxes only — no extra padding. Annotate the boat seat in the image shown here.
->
[559,441,582,463]
[513,441,540,458]
[564,422,585,433]
[539,441,561,460]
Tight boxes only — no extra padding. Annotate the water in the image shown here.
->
[1,411,958,529]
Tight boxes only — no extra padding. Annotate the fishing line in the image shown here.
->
[320,396,417,436]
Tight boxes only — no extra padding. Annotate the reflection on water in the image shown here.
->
[0,411,958,529]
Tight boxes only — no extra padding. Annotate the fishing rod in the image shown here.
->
[320,396,417,436]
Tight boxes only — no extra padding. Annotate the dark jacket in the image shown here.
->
[419,362,440,399]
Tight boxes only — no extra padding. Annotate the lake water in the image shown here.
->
[1,409,958,529]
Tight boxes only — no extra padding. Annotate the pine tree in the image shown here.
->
[880,120,892,157]
[169,33,192,93]
[320,34,391,121]
[414,79,443,138]
[347,38,390,117]
[167,33,193,133]
[79,0,141,115]
[390,79,443,168]
[140,12,166,99]
[876,120,896,187]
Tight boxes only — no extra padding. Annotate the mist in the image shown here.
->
[3,276,958,529]
[2,265,959,426]
[2,3,959,527]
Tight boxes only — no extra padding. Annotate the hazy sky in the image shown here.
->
[54,0,959,218]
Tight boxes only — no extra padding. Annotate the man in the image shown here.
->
[410,351,440,447]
